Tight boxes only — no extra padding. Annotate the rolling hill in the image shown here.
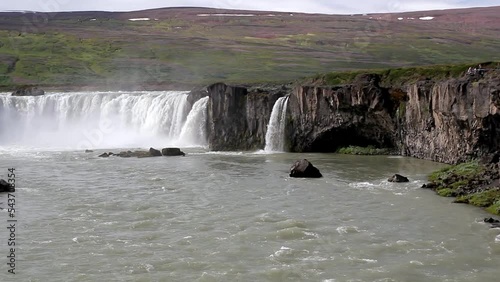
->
[0,6,499,90]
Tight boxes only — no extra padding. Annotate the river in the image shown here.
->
[0,92,499,281]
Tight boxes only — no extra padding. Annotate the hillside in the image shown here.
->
[0,6,499,90]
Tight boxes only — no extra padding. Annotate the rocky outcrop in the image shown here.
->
[388,174,410,183]
[187,86,208,108]
[401,74,500,164]
[485,218,500,228]
[162,148,185,156]
[97,147,174,158]
[206,82,287,151]
[289,159,323,178]
[149,147,162,157]
[202,70,500,164]
[287,74,396,152]
[12,86,45,96]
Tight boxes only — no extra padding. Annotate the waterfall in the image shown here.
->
[264,96,289,152]
[0,91,208,150]
[178,97,209,147]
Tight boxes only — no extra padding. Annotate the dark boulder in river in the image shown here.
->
[0,179,14,192]
[100,149,165,158]
[149,147,162,157]
[388,174,410,183]
[12,86,45,96]
[162,148,186,156]
[290,159,323,178]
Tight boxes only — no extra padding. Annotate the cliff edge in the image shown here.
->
[197,66,500,164]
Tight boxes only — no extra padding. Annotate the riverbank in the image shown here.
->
[422,160,500,216]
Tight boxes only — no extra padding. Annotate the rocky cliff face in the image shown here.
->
[205,83,287,151]
[402,74,500,163]
[197,71,500,164]
[287,75,396,152]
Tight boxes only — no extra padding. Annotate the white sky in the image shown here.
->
[0,0,499,14]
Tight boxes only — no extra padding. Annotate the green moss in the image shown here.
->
[437,188,455,197]
[449,180,469,190]
[320,71,366,85]
[337,145,391,155]
[486,201,500,215]
[428,161,482,183]
[457,190,500,207]
[397,103,406,119]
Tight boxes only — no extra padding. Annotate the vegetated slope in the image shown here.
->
[0,6,499,89]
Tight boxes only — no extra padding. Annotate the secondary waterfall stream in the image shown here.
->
[264,96,289,152]
[0,91,208,149]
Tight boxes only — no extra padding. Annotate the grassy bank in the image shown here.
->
[423,161,500,215]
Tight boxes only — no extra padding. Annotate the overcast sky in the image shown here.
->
[0,0,499,14]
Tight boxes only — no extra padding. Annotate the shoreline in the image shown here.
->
[423,161,500,217]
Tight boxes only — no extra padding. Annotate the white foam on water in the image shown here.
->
[348,256,378,263]
[336,225,362,234]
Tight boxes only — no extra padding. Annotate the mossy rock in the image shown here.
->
[428,161,482,183]
[459,189,500,207]
[337,145,392,155]
[486,202,500,216]
[437,188,455,197]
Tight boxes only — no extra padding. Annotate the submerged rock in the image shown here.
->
[388,174,410,183]
[290,159,323,178]
[98,153,110,158]
[12,86,45,96]
[484,217,499,223]
[162,148,185,156]
[0,179,14,192]
[85,149,94,153]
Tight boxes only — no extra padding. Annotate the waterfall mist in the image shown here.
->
[0,91,209,150]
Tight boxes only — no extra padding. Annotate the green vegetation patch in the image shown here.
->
[455,189,500,207]
[428,161,482,183]
[437,188,455,197]
[425,161,500,215]
[337,145,392,155]
[486,201,500,215]
[312,63,492,87]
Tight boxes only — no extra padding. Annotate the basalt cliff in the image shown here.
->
[190,68,500,164]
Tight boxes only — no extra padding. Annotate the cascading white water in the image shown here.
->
[0,91,209,150]
[264,96,289,152]
[178,97,209,147]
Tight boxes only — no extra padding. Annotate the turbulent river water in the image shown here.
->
[0,92,499,281]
